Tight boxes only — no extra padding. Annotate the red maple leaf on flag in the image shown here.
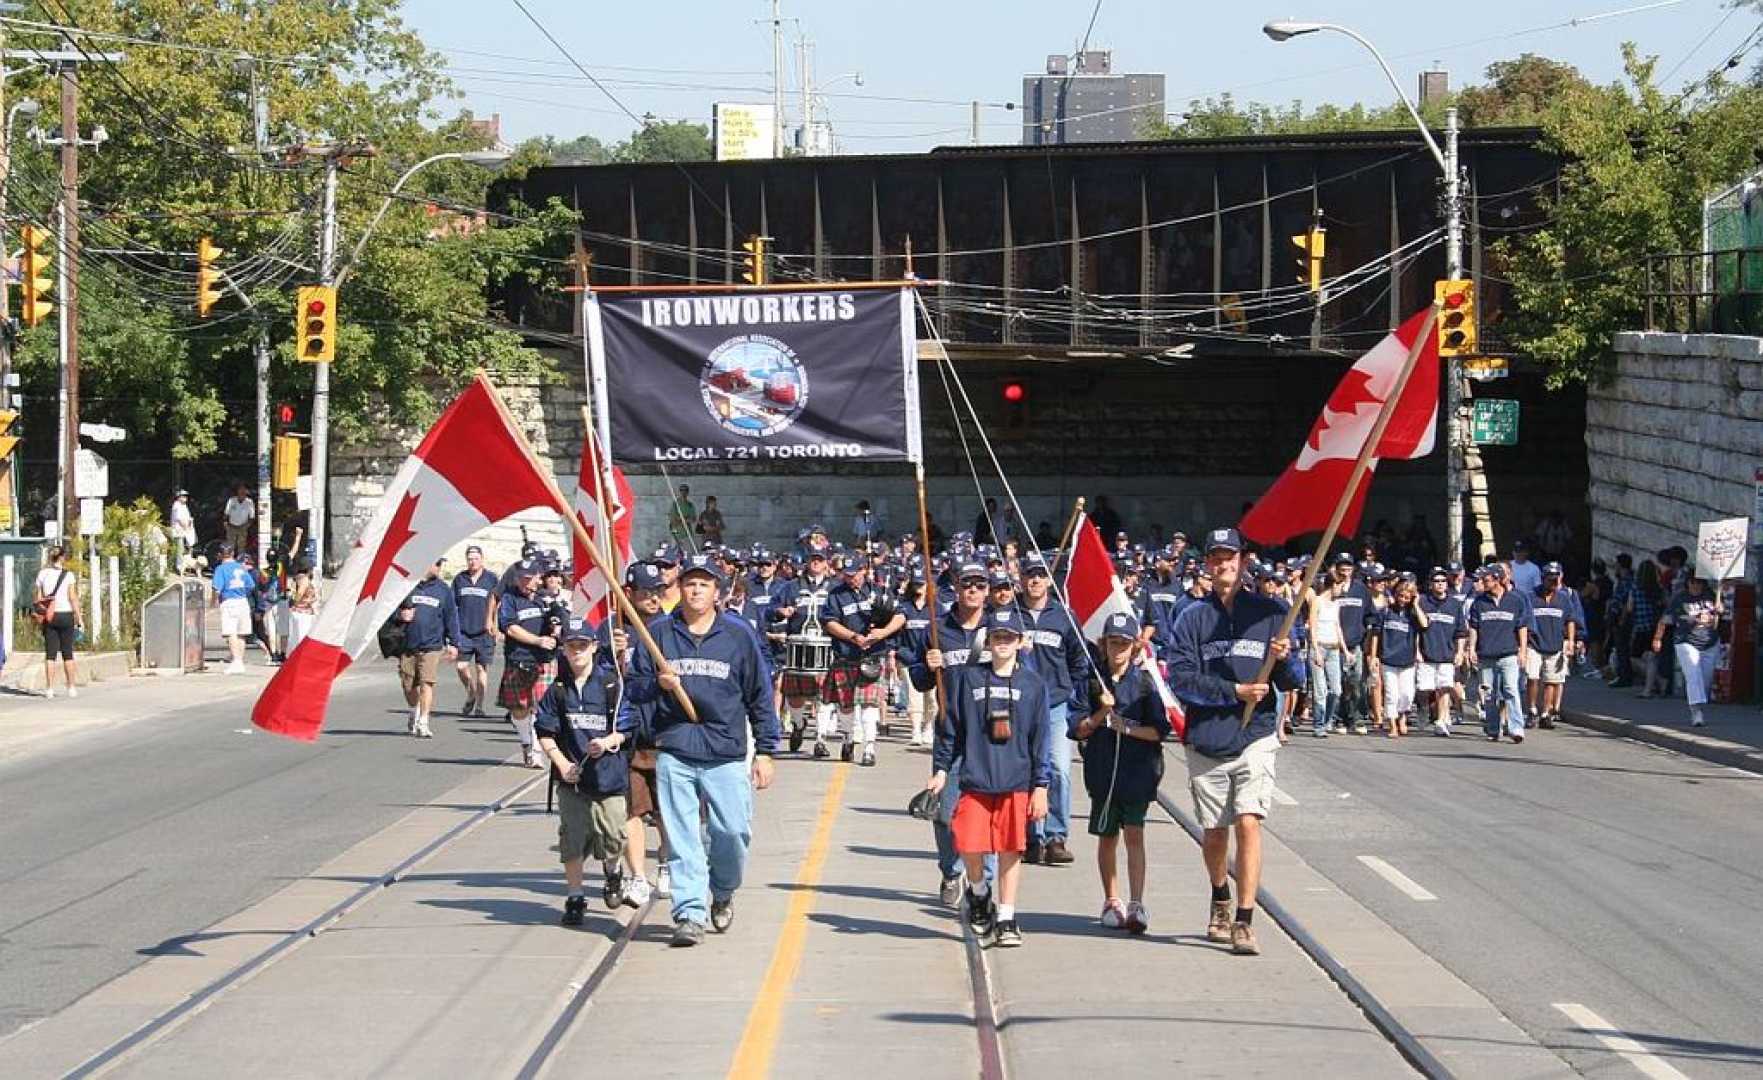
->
[1306,367,1379,455]
[359,492,421,602]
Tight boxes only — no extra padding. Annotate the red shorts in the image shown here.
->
[951,790,1030,855]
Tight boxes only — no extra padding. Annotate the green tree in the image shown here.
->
[1456,54,1593,126]
[616,115,713,163]
[1495,44,1763,384]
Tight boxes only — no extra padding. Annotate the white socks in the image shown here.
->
[513,712,536,748]
[996,903,1015,922]
[816,703,840,739]
[858,706,880,746]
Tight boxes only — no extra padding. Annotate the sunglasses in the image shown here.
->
[959,579,988,589]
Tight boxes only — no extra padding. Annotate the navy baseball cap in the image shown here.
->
[956,562,988,583]
[1331,551,1355,567]
[1543,561,1563,576]
[649,544,679,567]
[1204,527,1243,554]
[1020,553,1050,576]
[1115,529,1130,540]
[807,547,829,561]
[1430,566,1450,580]
[679,553,727,584]
[625,563,666,590]
[840,556,867,577]
[988,570,1015,588]
[1102,611,1140,639]
[562,617,595,643]
[1446,560,1465,574]
[984,607,1025,637]
[464,544,483,557]
[515,558,542,577]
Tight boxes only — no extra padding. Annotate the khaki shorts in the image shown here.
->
[1523,650,1568,685]
[399,649,443,691]
[1186,734,1279,829]
[557,785,627,863]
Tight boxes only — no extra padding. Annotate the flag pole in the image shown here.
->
[474,372,700,723]
[914,461,947,720]
[1239,301,1441,729]
[1053,496,1086,574]
[579,406,625,618]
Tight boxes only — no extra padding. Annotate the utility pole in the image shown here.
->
[0,5,16,535]
[971,100,981,145]
[1443,105,1469,565]
[797,33,811,155]
[310,155,339,579]
[770,0,784,158]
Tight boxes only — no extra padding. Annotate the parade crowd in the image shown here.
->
[310,499,1734,956]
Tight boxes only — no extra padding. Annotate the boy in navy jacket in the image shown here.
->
[926,606,1051,949]
[535,619,629,926]
[1071,611,1170,934]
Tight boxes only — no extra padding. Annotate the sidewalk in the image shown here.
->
[1559,671,1763,775]
[0,731,1449,1079]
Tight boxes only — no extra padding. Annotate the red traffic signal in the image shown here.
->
[1002,382,1026,404]
[277,403,296,426]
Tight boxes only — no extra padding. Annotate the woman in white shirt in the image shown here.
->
[1306,572,1347,738]
[33,546,84,699]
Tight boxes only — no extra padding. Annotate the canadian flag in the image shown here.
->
[1239,307,1440,545]
[570,429,634,624]
[1062,515,1185,740]
[253,375,562,742]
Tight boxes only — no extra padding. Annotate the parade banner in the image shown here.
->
[586,288,922,466]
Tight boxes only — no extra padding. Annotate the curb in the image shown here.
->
[1558,708,1763,776]
[0,651,136,693]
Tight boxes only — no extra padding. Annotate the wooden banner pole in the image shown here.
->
[1238,302,1441,729]
[579,405,626,638]
[1054,496,1087,558]
[914,462,947,721]
[475,372,699,723]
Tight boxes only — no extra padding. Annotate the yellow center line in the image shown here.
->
[726,764,851,1080]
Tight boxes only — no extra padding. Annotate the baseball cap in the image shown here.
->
[1543,560,1563,576]
[625,563,666,591]
[1204,527,1243,554]
[807,547,829,561]
[988,570,1015,589]
[1114,529,1130,540]
[515,558,542,577]
[649,544,679,567]
[679,553,728,583]
[464,544,483,557]
[1102,611,1140,639]
[1020,553,1050,576]
[840,556,866,577]
[1446,560,1465,574]
[1429,565,1450,580]
[984,607,1025,637]
[561,617,595,644]
[1330,551,1356,567]
[956,561,988,583]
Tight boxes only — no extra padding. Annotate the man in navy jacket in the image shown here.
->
[626,555,780,948]
[397,560,459,740]
[1016,552,1090,866]
[1168,528,1297,958]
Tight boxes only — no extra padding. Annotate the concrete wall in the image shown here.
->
[1587,332,1762,565]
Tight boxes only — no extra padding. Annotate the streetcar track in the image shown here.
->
[514,895,655,1080]
[957,914,1009,1080]
[63,768,550,1079]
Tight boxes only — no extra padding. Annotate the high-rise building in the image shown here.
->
[1022,51,1165,145]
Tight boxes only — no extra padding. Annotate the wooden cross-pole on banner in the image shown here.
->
[1055,496,1087,558]
[475,372,699,723]
[1238,301,1442,729]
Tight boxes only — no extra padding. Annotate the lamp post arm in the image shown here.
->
[1311,23,1448,174]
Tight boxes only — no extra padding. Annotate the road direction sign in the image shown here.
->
[1470,399,1520,446]
[74,448,109,497]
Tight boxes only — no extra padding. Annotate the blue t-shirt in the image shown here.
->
[1417,594,1465,662]
[498,590,550,666]
[452,568,497,638]
[1372,606,1420,668]
[1529,588,1571,654]
[1468,589,1528,659]
[212,559,254,602]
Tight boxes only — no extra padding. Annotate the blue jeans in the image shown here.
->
[1311,645,1343,732]
[656,753,753,925]
[934,759,996,883]
[1029,704,1072,845]
[1479,655,1525,738]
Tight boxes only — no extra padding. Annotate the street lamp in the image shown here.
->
[334,147,513,290]
[1263,18,1468,564]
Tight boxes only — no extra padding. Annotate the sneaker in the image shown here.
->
[1433,720,1453,738]
[1512,733,1525,745]
[860,746,877,767]
[226,661,245,675]
[1691,715,1707,728]
[1230,921,1260,956]
[1100,898,1127,929]
[1352,723,1369,735]
[66,687,79,699]
[417,720,434,739]
[1125,901,1149,935]
[1207,900,1234,943]
[561,895,586,927]
[789,725,806,754]
[1044,839,1074,866]
[407,710,419,735]
[602,868,624,910]
[669,920,706,948]
[1488,733,1500,742]
[1538,712,1556,730]
[965,885,996,934]
[939,875,963,907]
[990,919,1023,948]
[1524,713,1538,729]
[812,740,829,760]
[1312,724,1329,738]
[42,687,55,700]
[710,898,734,933]
[622,874,651,908]
[524,745,546,769]
[656,866,672,898]
[840,740,855,764]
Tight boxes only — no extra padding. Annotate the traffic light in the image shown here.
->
[1434,279,1477,357]
[0,409,18,460]
[273,435,301,490]
[276,402,296,429]
[1292,226,1326,293]
[19,224,53,327]
[295,285,337,363]
[1001,380,1029,431]
[195,237,225,318]
[740,235,766,286]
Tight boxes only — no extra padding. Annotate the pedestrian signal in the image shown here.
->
[295,285,337,363]
[1434,279,1476,357]
[20,224,54,327]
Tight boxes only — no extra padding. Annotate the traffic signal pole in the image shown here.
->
[1445,106,1465,566]
[309,154,338,580]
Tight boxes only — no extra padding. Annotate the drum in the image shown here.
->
[786,634,833,676]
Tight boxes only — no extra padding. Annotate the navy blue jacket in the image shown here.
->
[1169,590,1301,759]
[1369,604,1422,669]
[1530,588,1572,654]
[498,589,550,666]
[1417,594,1467,662]
[895,598,932,670]
[1142,581,1184,659]
[451,568,497,638]
[399,578,460,652]
[534,667,628,796]
[1337,581,1374,649]
[783,574,835,634]
[1017,599,1091,714]
[932,662,1053,794]
[1468,589,1529,659]
[907,608,992,692]
[626,609,782,763]
[822,580,887,661]
[746,575,793,663]
[1072,663,1169,804]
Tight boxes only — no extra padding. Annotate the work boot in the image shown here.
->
[1207,900,1234,943]
[1231,921,1260,956]
[840,739,855,764]
[1044,839,1074,866]
[812,740,829,759]
[1024,841,1044,866]
[669,920,706,948]
[789,724,805,754]
[561,896,586,927]
[710,898,734,933]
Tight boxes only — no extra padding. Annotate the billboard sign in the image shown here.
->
[714,102,776,161]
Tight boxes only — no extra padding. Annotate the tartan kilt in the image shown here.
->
[497,664,543,711]
[825,659,886,710]
[781,669,823,701]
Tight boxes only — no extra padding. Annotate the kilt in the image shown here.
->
[781,669,823,701]
[497,664,543,711]
[824,659,886,710]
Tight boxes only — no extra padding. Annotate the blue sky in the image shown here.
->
[402,0,1755,150]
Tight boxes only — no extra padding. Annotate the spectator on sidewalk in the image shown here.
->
[1630,560,1665,698]
[211,543,254,674]
[168,490,197,568]
[33,546,83,699]
[695,494,725,546]
[244,554,282,663]
[668,485,696,548]
[286,564,318,655]
[1656,574,1723,728]
[1606,554,1635,686]
[222,484,255,558]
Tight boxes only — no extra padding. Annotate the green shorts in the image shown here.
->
[556,785,627,863]
[1087,797,1150,837]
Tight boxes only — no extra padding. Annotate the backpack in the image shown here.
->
[377,612,409,659]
